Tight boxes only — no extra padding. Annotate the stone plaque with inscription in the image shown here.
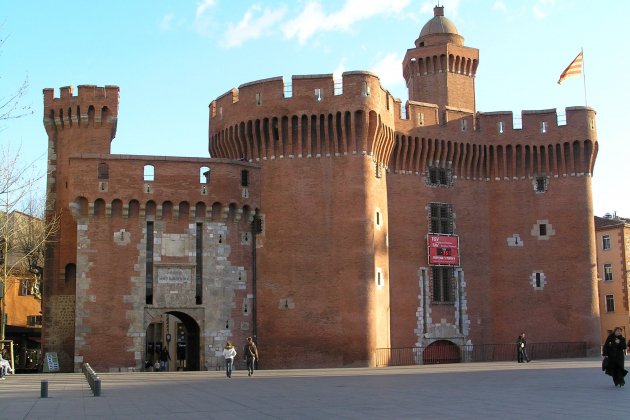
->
[157,266,192,284]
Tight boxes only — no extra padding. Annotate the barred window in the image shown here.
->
[430,203,453,234]
[428,166,451,186]
[432,267,454,303]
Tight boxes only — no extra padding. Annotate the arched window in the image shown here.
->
[144,164,155,181]
[97,162,109,180]
[65,263,76,284]
[200,167,210,183]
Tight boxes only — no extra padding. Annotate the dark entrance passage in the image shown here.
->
[167,311,200,371]
[145,311,201,371]
[423,340,460,365]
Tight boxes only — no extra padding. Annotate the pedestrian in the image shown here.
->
[516,333,530,363]
[160,346,171,372]
[223,341,237,378]
[243,336,259,376]
[603,327,628,387]
[0,349,12,377]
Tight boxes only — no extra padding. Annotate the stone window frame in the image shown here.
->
[431,266,454,304]
[603,263,613,281]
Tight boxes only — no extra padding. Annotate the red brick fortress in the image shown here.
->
[42,6,600,372]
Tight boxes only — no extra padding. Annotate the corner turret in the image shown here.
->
[43,85,120,153]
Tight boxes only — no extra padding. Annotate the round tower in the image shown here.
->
[402,6,479,118]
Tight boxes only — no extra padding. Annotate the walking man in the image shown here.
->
[243,337,259,376]
[517,333,530,363]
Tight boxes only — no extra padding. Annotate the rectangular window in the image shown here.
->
[27,315,42,326]
[498,121,504,133]
[606,295,615,312]
[461,119,467,132]
[430,203,453,234]
[602,235,611,250]
[535,273,541,288]
[241,170,249,187]
[19,280,33,296]
[375,162,382,179]
[535,177,547,193]
[540,121,548,133]
[314,88,322,101]
[604,264,613,281]
[432,267,453,303]
[256,93,262,106]
[539,223,547,236]
[428,167,451,186]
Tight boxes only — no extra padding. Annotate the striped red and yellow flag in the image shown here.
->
[557,51,583,84]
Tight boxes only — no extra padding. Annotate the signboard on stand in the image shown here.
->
[43,352,60,373]
[427,234,460,266]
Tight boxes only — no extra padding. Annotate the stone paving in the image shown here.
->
[1,358,629,419]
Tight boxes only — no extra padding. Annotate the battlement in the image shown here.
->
[396,101,596,142]
[210,71,390,120]
[43,85,120,134]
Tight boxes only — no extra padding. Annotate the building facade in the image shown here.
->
[595,214,630,343]
[42,7,601,372]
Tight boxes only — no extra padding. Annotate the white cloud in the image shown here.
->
[492,1,507,12]
[160,13,174,31]
[370,52,404,92]
[533,0,555,20]
[283,0,411,45]
[222,5,287,48]
[195,0,218,35]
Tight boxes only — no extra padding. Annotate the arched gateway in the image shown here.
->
[145,308,201,371]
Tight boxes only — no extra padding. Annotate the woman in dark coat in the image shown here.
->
[603,327,627,387]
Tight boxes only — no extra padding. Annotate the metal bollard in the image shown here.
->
[94,378,101,397]
[41,380,48,398]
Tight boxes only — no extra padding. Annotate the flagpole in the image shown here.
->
[581,47,588,107]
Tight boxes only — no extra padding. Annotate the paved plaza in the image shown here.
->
[1,358,629,419]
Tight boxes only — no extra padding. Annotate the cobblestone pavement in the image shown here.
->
[1,358,629,419]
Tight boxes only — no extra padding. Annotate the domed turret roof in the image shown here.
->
[416,6,463,47]
[420,6,459,37]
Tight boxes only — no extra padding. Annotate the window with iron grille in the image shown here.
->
[432,266,454,303]
[429,203,453,234]
[428,166,451,186]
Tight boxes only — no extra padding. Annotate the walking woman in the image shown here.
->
[223,342,237,378]
[603,327,628,387]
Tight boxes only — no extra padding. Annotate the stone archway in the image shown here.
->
[167,310,200,371]
[144,308,202,371]
[423,340,460,365]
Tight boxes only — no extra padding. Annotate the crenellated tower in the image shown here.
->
[402,6,478,119]
[41,85,119,370]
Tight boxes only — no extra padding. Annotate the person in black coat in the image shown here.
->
[603,327,628,387]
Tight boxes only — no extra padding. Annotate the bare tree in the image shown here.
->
[0,146,58,340]
[1,25,33,128]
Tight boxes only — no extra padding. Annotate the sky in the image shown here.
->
[2,0,629,217]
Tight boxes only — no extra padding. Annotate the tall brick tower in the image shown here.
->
[403,6,478,117]
[42,85,119,369]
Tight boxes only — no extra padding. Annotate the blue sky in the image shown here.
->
[2,0,629,217]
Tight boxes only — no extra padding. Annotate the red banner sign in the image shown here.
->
[427,234,460,266]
